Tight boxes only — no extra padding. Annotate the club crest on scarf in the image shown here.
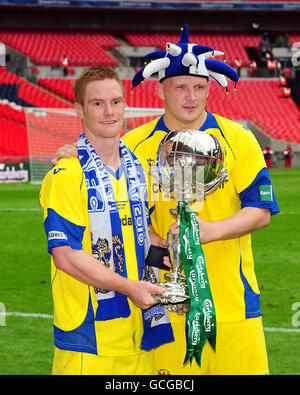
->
[92,234,125,294]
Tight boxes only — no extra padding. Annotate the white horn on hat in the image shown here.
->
[143,58,171,79]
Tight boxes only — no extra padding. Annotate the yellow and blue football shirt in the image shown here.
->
[40,157,152,356]
[40,158,97,354]
[122,111,280,323]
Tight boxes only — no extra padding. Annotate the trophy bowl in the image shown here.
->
[151,130,227,205]
[151,130,227,312]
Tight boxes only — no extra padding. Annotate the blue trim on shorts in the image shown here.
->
[240,259,262,319]
[53,291,97,355]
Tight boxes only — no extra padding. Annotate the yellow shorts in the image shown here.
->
[154,316,269,375]
[52,348,154,375]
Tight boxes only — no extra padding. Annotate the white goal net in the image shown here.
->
[24,107,164,184]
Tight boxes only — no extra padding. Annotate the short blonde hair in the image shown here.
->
[73,65,124,105]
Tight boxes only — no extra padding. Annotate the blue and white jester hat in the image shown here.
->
[132,24,239,92]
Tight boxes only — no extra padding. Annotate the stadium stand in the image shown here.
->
[123,31,262,67]
[37,77,300,144]
[0,30,119,67]
[2,29,298,71]
[0,67,72,108]
[206,79,300,143]
[124,31,300,68]
[1,24,300,165]
[0,102,28,158]
[0,67,72,158]
[38,78,75,102]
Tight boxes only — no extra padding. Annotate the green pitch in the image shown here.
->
[0,169,299,375]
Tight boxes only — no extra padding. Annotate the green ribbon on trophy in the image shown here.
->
[178,202,217,366]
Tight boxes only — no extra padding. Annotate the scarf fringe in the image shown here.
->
[141,323,175,351]
[95,295,130,321]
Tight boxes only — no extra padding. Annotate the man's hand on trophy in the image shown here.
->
[127,280,167,310]
[168,222,179,235]
[163,255,171,269]
[51,142,78,166]
[149,225,168,248]
[169,218,215,244]
[167,303,191,314]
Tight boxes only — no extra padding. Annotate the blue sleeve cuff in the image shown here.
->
[239,168,280,216]
[44,208,86,254]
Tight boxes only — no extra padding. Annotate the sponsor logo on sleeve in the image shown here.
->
[48,231,68,241]
[259,185,273,202]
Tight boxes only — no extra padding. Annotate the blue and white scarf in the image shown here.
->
[78,132,174,351]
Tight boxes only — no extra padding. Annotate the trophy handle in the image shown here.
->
[165,231,185,283]
[153,204,190,307]
[169,207,177,218]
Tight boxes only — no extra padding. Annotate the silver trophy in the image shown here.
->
[150,130,228,312]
